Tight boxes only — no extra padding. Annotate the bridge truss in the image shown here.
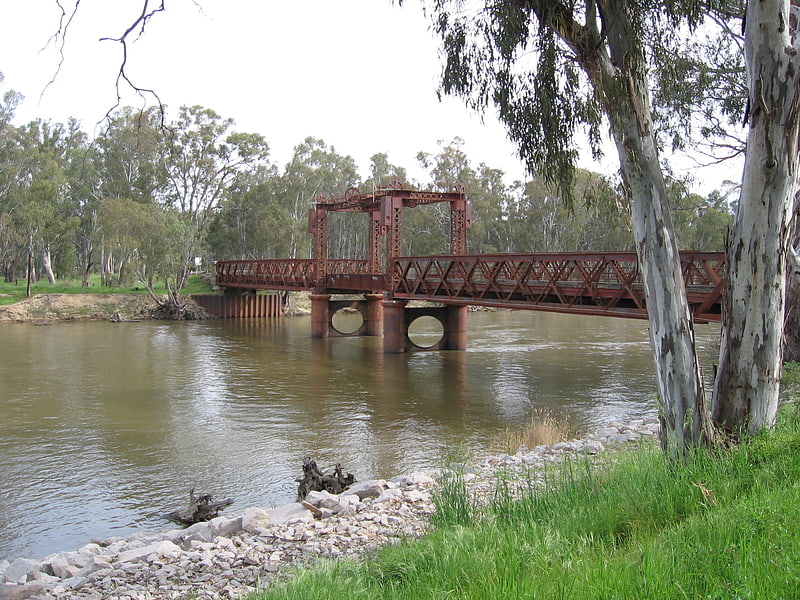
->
[216,251,724,322]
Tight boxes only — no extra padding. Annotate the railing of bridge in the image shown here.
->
[215,259,315,290]
[215,259,373,291]
[391,252,725,322]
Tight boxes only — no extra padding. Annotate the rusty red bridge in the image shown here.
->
[212,184,724,352]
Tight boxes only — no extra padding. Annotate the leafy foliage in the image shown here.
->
[0,72,731,293]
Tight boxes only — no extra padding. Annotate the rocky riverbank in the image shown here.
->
[0,419,660,600]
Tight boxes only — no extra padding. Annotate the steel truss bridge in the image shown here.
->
[215,251,724,323]
[213,184,723,351]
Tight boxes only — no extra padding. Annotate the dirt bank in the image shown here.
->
[0,294,158,324]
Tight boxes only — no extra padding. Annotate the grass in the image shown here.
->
[247,399,800,600]
[0,274,214,306]
[495,408,576,454]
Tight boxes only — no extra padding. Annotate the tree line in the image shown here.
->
[0,83,733,300]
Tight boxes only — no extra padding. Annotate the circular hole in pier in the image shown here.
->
[331,308,364,335]
[407,315,445,349]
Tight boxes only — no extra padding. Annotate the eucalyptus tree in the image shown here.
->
[574,171,632,251]
[6,119,84,290]
[92,107,166,284]
[206,165,293,260]
[94,107,166,204]
[710,0,799,435]
[468,163,514,254]
[417,0,798,452]
[277,137,360,260]
[669,184,733,252]
[410,138,477,255]
[0,73,24,281]
[362,152,408,192]
[161,105,270,290]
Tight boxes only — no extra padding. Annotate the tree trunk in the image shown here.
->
[26,232,33,298]
[785,269,800,362]
[81,263,91,288]
[611,115,710,454]
[711,0,799,435]
[41,246,55,285]
[585,2,711,455]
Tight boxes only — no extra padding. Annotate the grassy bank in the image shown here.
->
[250,401,800,599]
[0,274,213,306]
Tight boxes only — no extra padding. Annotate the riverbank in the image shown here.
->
[0,420,660,600]
[0,293,159,324]
[254,410,800,600]
[0,291,314,323]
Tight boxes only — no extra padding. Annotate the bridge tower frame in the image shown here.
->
[306,182,471,351]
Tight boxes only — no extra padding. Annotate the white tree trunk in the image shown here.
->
[42,246,55,285]
[711,0,800,435]
[611,118,710,454]
[587,2,712,454]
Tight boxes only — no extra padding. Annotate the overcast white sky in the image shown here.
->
[0,0,738,192]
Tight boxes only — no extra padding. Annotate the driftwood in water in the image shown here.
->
[296,457,356,501]
[163,489,233,525]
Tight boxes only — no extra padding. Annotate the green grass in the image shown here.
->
[248,403,800,600]
[0,274,214,305]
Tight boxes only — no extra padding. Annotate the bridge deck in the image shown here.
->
[215,252,724,322]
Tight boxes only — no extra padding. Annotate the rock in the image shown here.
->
[266,503,313,526]
[2,559,42,584]
[210,515,244,538]
[52,573,87,593]
[374,488,402,503]
[403,489,430,503]
[582,440,605,455]
[610,432,639,444]
[304,490,341,510]
[178,521,214,546]
[46,553,80,580]
[346,480,386,500]
[391,472,436,488]
[241,507,272,532]
[26,570,58,584]
[0,582,46,600]
[594,426,620,438]
[114,540,182,565]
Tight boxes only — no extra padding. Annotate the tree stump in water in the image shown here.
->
[163,489,234,525]
[296,458,356,501]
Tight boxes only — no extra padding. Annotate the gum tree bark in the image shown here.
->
[582,1,712,453]
[711,0,800,435]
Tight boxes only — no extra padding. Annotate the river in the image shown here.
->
[0,310,721,561]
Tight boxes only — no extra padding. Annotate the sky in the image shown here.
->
[0,0,739,193]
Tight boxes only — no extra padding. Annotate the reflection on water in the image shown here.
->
[0,311,720,560]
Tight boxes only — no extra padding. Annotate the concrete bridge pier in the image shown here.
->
[310,294,332,338]
[382,300,468,353]
[363,293,384,337]
[310,293,385,338]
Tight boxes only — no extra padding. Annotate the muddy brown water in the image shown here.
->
[0,311,721,560]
